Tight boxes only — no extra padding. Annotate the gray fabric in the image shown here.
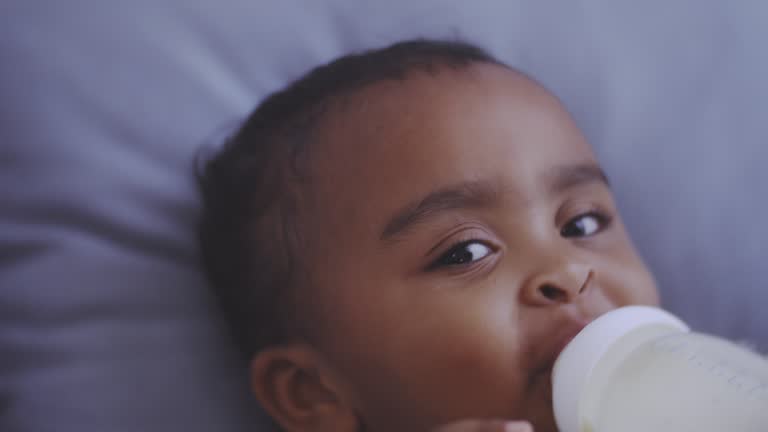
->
[1,1,766,431]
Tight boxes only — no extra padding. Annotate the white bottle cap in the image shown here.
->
[551,306,690,432]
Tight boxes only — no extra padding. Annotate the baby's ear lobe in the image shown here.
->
[250,345,358,432]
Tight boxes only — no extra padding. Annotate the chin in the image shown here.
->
[524,368,561,432]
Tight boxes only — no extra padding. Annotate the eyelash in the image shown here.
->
[428,239,496,271]
[428,210,612,270]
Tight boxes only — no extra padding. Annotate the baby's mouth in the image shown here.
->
[529,319,590,395]
[519,322,590,432]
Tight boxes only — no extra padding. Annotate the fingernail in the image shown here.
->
[505,422,533,432]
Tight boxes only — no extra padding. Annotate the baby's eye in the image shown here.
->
[432,240,493,268]
[561,212,610,238]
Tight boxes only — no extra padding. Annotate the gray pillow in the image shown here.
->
[2,1,766,432]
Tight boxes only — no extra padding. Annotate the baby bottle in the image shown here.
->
[552,306,768,432]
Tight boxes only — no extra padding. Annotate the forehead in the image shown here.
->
[301,63,596,237]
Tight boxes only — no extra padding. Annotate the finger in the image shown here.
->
[503,422,533,432]
[433,419,533,432]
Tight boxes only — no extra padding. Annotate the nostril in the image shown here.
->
[579,270,595,294]
[540,284,567,302]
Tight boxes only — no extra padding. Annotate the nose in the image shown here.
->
[520,258,594,307]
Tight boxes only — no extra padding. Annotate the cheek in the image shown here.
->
[597,249,659,307]
[590,222,660,306]
[319,280,529,427]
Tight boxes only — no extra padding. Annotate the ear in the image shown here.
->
[250,344,358,432]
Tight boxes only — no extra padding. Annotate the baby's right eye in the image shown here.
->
[430,240,494,269]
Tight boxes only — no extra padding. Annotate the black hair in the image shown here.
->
[197,39,505,358]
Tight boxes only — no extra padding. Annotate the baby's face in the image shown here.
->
[296,64,659,431]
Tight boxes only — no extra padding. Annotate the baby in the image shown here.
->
[197,39,660,432]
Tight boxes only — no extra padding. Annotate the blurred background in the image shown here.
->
[2,1,766,431]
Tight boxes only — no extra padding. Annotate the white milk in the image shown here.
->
[552,306,768,432]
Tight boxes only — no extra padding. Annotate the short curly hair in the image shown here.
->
[197,39,504,358]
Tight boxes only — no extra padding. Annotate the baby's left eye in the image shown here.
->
[432,240,493,268]
[561,212,610,238]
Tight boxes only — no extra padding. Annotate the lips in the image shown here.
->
[522,315,601,432]
[530,318,591,388]
[553,325,585,359]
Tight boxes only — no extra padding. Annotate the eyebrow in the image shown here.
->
[380,179,500,241]
[379,162,610,242]
[547,162,610,196]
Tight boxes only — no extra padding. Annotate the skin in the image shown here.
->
[253,63,660,432]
